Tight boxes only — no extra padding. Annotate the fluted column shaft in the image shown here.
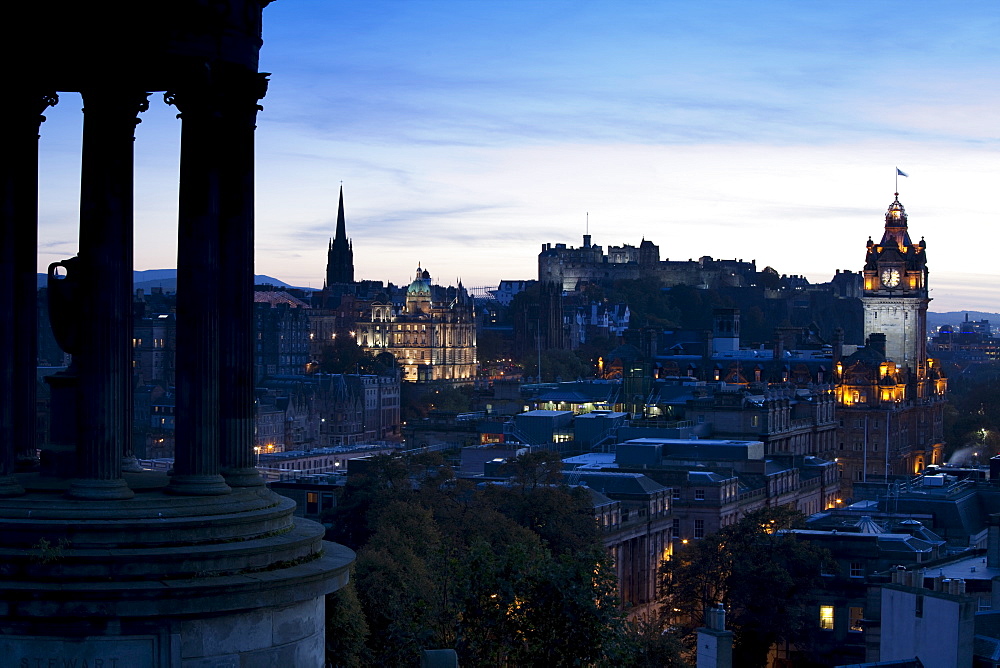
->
[166,80,232,496]
[0,90,56,496]
[68,89,148,500]
[219,70,268,487]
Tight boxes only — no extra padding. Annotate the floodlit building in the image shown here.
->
[358,266,478,385]
[833,195,947,493]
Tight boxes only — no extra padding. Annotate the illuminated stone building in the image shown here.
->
[536,235,757,351]
[831,195,947,491]
[357,266,478,385]
[538,235,756,294]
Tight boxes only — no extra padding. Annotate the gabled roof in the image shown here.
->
[567,471,668,497]
[254,291,311,308]
[855,515,885,534]
[687,470,729,483]
[584,487,617,509]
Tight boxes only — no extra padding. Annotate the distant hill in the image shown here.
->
[37,270,315,292]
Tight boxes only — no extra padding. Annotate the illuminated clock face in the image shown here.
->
[881,268,901,288]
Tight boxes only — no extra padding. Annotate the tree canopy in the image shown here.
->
[658,506,834,668]
[943,367,1000,462]
[324,452,652,666]
[327,455,627,666]
[318,336,392,375]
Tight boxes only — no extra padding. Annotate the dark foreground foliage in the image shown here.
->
[324,451,688,667]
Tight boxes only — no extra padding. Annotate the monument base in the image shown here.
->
[0,475,354,668]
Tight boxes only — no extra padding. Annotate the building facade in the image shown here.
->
[357,266,478,384]
[538,235,757,295]
[254,290,311,379]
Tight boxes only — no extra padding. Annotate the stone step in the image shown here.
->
[0,517,327,581]
[0,539,357,620]
[0,490,300,548]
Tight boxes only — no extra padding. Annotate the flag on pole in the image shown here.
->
[896,168,908,177]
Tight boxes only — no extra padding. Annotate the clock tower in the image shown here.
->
[831,193,946,489]
[861,194,929,387]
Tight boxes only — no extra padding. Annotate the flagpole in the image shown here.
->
[895,167,898,194]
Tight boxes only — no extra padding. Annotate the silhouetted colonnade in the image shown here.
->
[1,69,269,498]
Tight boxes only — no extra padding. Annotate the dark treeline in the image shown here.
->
[323,451,686,667]
[509,277,864,380]
[943,364,1000,461]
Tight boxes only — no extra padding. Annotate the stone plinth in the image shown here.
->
[0,476,354,667]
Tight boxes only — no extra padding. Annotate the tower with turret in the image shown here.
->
[830,193,947,488]
[861,194,930,383]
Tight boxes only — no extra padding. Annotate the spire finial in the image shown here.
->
[334,186,347,242]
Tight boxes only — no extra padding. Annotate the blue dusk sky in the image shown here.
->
[36,1,1000,312]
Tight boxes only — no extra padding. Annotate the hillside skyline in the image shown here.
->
[33,1,1000,312]
[62,269,1000,331]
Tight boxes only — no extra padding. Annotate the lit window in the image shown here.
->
[849,607,864,632]
[819,605,834,630]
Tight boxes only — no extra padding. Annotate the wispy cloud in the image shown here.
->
[34,1,1000,312]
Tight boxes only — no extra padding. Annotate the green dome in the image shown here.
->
[407,265,432,296]
[407,278,431,295]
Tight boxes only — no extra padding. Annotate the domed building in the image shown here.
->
[357,265,478,385]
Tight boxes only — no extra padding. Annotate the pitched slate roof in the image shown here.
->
[566,471,667,497]
[253,291,311,308]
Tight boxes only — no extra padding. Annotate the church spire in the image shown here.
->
[325,185,355,286]
[334,186,347,245]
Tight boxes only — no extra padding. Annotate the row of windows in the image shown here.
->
[818,604,864,632]
[132,338,167,348]
[671,518,705,539]
[670,486,738,503]
[304,491,335,515]
[840,441,882,451]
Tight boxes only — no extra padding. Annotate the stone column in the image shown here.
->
[219,70,268,487]
[166,80,232,496]
[67,89,148,500]
[0,90,57,496]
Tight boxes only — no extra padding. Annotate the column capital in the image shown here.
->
[34,90,59,123]
[165,68,268,120]
[80,89,151,127]
[1,90,58,129]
